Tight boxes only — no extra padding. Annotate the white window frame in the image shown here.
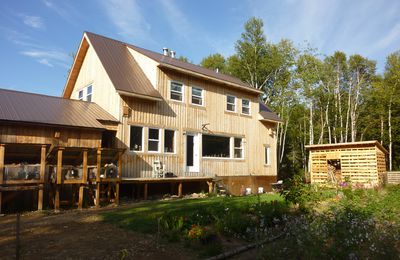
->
[233,137,244,159]
[241,99,251,115]
[163,129,176,154]
[129,125,144,152]
[86,85,93,102]
[264,146,271,165]
[78,90,84,101]
[191,86,204,106]
[202,134,231,159]
[226,95,236,112]
[148,128,161,153]
[169,81,184,102]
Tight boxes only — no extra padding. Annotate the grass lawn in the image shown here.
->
[102,193,283,233]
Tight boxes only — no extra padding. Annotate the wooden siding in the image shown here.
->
[308,144,387,185]
[0,124,102,148]
[119,68,277,178]
[70,45,121,120]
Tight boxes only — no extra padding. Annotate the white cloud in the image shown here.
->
[374,23,400,50]
[20,15,45,29]
[100,0,151,40]
[41,0,81,25]
[20,50,70,68]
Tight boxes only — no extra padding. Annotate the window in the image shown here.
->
[130,126,143,151]
[164,130,175,153]
[86,85,92,102]
[265,146,270,165]
[202,135,230,158]
[170,81,183,101]
[191,87,203,106]
[78,90,84,100]
[148,128,160,152]
[77,85,92,102]
[234,138,244,158]
[242,99,250,115]
[226,95,236,112]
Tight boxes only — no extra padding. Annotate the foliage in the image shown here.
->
[199,53,227,73]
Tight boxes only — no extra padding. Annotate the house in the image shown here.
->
[62,32,281,196]
[0,88,122,213]
[305,141,387,186]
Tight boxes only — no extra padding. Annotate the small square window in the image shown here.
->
[191,87,203,106]
[170,82,183,101]
[78,90,83,100]
[86,85,92,102]
[226,95,236,112]
[242,99,250,115]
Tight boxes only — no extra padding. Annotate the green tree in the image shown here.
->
[200,53,227,73]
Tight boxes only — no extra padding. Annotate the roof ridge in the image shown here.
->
[84,31,248,84]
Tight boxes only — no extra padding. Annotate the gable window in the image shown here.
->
[191,87,203,106]
[234,138,244,158]
[226,95,236,112]
[130,126,143,151]
[242,99,250,115]
[265,146,270,165]
[164,129,175,153]
[86,85,93,102]
[78,90,84,100]
[170,81,183,101]
[148,128,160,152]
[202,135,230,158]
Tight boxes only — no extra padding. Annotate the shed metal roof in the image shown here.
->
[259,102,282,123]
[0,88,118,130]
[305,141,389,154]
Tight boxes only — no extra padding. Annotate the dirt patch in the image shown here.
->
[0,204,195,260]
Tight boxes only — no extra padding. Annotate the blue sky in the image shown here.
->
[1,0,400,96]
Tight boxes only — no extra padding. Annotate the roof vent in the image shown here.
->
[162,47,169,56]
[170,50,176,58]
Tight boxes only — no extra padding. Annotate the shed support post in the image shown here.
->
[207,181,213,194]
[78,149,88,210]
[95,148,101,207]
[144,183,148,200]
[55,148,63,212]
[115,151,123,205]
[38,145,46,210]
[178,182,182,197]
[0,144,4,215]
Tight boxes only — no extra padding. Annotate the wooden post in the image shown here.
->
[38,145,46,210]
[144,183,148,200]
[16,213,20,260]
[207,181,213,194]
[0,144,4,215]
[95,148,101,207]
[55,148,63,212]
[115,151,123,205]
[78,149,88,209]
[178,182,182,197]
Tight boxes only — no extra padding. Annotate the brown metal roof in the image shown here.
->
[84,32,262,95]
[259,102,282,123]
[305,141,389,154]
[85,32,162,100]
[0,88,118,130]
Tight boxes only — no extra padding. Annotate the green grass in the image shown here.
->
[102,194,283,233]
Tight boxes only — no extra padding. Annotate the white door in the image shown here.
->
[186,133,199,172]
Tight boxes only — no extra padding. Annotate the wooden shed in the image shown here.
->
[305,141,388,186]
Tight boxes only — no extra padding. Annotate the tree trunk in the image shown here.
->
[380,116,384,145]
[326,100,331,143]
[345,83,352,142]
[388,100,393,171]
[309,100,314,145]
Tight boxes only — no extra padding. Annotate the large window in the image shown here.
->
[226,95,236,112]
[234,138,244,158]
[148,128,160,152]
[191,87,203,106]
[164,129,175,153]
[242,99,250,115]
[130,126,143,151]
[202,135,230,158]
[170,81,183,101]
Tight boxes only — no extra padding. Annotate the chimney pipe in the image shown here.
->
[162,47,169,56]
[170,50,176,58]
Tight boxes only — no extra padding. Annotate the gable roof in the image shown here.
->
[0,88,118,130]
[259,102,282,123]
[63,32,262,99]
